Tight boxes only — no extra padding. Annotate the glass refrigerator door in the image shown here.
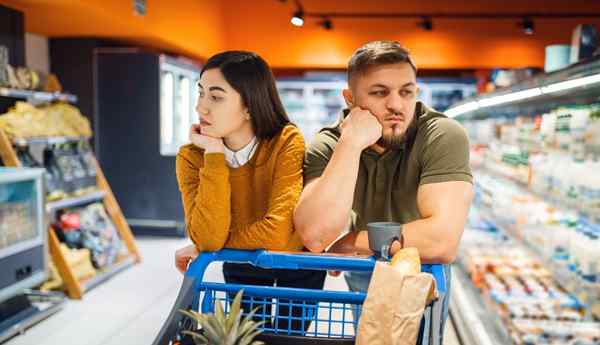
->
[160,62,200,156]
[0,179,41,259]
[278,85,308,137]
[278,81,346,143]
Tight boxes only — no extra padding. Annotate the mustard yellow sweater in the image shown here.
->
[176,124,305,252]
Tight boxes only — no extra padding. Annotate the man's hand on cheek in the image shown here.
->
[339,107,382,151]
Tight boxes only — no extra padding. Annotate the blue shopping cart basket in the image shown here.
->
[153,249,448,345]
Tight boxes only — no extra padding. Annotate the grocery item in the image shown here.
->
[390,247,420,274]
[0,101,92,140]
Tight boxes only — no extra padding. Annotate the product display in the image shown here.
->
[0,102,92,140]
[460,211,600,345]
[0,200,36,250]
[53,202,124,270]
[7,140,99,200]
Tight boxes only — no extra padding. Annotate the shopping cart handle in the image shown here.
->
[186,249,447,294]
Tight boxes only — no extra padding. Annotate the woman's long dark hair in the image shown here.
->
[201,51,290,140]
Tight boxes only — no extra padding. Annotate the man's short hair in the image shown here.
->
[347,40,417,86]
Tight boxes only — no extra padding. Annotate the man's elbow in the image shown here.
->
[429,244,458,264]
[295,223,327,253]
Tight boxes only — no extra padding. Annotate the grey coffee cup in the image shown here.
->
[367,222,402,260]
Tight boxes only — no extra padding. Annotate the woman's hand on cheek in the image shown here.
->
[189,124,225,153]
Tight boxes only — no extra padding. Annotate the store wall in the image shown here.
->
[0,4,24,66]
[221,0,600,69]
[1,0,600,69]
[0,0,226,62]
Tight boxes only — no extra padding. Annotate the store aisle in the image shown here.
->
[5,237,461,345]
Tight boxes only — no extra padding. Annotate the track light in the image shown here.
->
[521,18,534,35]
[291,10,304,26]
[418,17,433,31]
[320,18,333,30]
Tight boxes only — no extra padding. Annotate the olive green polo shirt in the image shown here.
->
[303,101,473,231]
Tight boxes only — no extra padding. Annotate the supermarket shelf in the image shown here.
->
[449,55,600,120]
[12,136,89,146]
[477,165,598,228]
[477,206,600,320]
[46,190,106,213]
[0,87,77,103]
[449,264,512,345]
[80,255,135,293]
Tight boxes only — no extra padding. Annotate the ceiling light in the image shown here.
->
[418,17,433,31]
[291,10,304,26]
[446,101,480,118]
[320,18,333,30]
[477,87,542,107]
[541,73,600,94]
[521,18,534,35]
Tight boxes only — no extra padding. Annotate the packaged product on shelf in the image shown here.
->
[587,107,600,156]
[0,201,35,249]
[458,223,600,345]
[53,202,123,270]
[0,101,92,140]
[54,211,83,249]
[14,143,40,168]
[76,140,98,190]
[78,203,122,269]
[43,144,67,200]
[58,243,96,281]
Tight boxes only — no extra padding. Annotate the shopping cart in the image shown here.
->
[153,249,448,345]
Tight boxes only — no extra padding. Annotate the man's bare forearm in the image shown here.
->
[294,138,363,252]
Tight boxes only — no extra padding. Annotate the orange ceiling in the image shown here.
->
[1,0,600,69]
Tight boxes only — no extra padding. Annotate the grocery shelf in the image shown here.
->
[80,255,135,293]
[449,264,512,345]
[449,55,600,120]
[45,190,106,213]
[0,87,77,103]
[479,209,600,320]
[475,167,600,321]
[477,163,598,225]
[12,136,89,146]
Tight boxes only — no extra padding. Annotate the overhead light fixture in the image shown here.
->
[445,72,600,117]
[521,18,534,35]
[319,17,333,30]
[541,73,600,94]
[417,17,433,31]
[477,87,542,107]
[291,9,304,26]
[446,101,480,118]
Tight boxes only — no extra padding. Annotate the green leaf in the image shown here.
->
[215,299,225,326]
[227,290,244,333]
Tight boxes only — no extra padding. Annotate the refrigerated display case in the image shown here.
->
[277,77,476,142]
[277,79,346,143]
[0,167,65,343]
[449,56,600,345]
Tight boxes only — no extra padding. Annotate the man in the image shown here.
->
[293,40,474,341]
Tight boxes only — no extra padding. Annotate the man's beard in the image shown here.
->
[377,124,406,149]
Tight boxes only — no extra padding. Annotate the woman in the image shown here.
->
[174,51,325,331]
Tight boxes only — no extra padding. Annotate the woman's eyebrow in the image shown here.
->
[197,83,226,93]
[209,86,226,93]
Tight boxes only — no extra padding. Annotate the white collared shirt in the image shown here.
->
[223,137,258,168]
